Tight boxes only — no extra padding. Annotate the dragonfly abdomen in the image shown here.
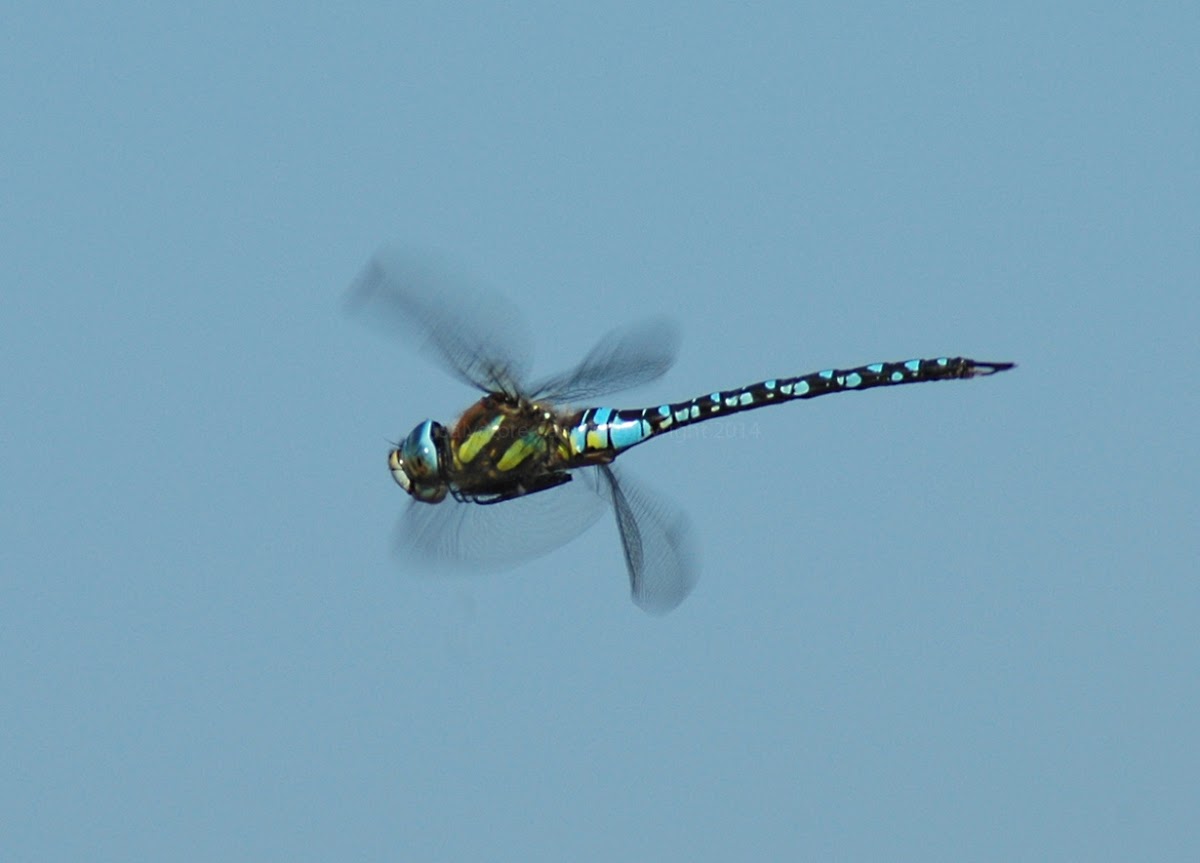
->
[569,356,1014,459]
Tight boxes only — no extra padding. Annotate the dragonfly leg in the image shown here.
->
[458,471,574,505]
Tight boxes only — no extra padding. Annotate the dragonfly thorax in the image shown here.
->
[389,419,449,504]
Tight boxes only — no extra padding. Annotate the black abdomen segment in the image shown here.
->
[572,357,1014,456]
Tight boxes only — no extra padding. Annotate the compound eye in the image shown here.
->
[400,420,443,480]
[388,421,448,503]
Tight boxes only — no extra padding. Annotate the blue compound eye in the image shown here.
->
[389,420,448,503]
[400,420,442,479]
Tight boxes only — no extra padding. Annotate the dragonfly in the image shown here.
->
[349,249,1014,614]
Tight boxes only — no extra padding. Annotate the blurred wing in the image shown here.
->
[598,464,697,615]
[530,317,679,403]
[396,471,606,570]
[346,248,532,395]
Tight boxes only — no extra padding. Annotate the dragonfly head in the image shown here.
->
[389,419,449,503]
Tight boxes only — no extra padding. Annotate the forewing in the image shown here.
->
[396,472,606,570]
[346,248,532,395]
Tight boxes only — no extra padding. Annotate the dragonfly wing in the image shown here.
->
[530,317,679,403]
[396,471,606,569]
[347,248,532,395]
[598,464,697,615]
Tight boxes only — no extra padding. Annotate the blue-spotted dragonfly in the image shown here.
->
[349,250,1013,614]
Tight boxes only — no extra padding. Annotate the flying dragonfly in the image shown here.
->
[349,250,1013,614]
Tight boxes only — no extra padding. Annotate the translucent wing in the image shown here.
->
[598,464,698,615]
[396,471,606,569]
[346,248,532,395]
[529,317,679,403]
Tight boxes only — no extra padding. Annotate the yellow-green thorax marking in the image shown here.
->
[447,396,577,494]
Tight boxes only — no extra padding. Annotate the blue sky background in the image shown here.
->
[3,4,1197,860]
